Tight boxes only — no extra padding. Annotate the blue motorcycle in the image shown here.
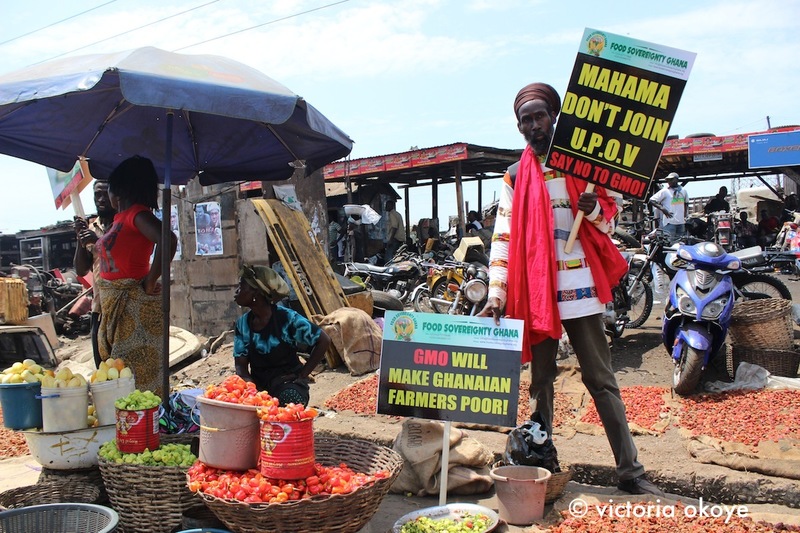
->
[662,242,741,395]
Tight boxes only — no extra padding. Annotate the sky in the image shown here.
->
[0,0,798,233]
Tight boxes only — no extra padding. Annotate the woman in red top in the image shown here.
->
[96,156,177,398]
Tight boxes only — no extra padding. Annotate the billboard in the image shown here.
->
[748,130,800,169]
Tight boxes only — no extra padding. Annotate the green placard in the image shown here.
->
[377,311,524,427]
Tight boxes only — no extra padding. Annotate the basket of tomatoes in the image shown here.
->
[188,436,403,533]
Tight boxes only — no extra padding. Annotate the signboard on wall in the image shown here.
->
[748,130,800,169]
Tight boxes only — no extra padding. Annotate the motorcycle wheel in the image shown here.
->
[733,272,792,300]
[625,275,654,329]
[613,228,641,250]
[371,290,404,316]
[412,286,434,313]
[672,343,705,396]
[430,277,458,314]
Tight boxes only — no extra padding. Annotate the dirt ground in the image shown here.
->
[165,274,800,532]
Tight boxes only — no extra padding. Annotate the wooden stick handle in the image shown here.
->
[564,183,595,254]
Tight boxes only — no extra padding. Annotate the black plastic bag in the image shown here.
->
[502,412,560,473]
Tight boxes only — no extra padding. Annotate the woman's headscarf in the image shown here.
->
[239,264,290,303]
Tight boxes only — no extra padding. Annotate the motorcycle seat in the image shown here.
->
[350,262,392,274]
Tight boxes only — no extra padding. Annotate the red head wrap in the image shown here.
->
[514,83,561,118]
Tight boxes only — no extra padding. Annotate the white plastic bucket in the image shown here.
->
[90,377,136,426]
[39,385,89,433]
[196,396,260,471]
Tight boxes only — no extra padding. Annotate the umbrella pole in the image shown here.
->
[161,111,174,408]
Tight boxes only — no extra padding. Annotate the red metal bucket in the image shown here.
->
[116,407,160,453]
[259,418,315,479]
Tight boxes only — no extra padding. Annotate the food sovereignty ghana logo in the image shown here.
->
[586,31,606,57]
[390,313,416,341]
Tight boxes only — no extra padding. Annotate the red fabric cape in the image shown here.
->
[505,147,628,362]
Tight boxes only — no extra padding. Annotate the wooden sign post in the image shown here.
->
[378,312,524,505]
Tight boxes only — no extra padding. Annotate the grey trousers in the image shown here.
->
[529,313,645,481]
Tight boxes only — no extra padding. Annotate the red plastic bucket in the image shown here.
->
[116,407,160,453]
[259,418,315,479]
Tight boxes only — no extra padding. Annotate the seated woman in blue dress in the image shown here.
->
[233,264,331,406]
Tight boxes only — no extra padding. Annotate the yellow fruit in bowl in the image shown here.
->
[120,367,133,379]
[107,368,119,380]
[55,368,73,382]
[40,375,56,388]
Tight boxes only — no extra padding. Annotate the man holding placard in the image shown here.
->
[479,82,663,496]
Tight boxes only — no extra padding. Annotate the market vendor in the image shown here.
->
[232,264,330,406]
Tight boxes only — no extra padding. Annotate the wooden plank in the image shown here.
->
[251,199,346,368]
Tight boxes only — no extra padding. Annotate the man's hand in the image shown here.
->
[77,229,99,248]
[477,296,503,326]
[577,192,598,215]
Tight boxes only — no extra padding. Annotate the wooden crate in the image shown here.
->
[0,278,29,325]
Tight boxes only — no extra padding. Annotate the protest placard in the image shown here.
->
[547,28,696,200]
[377,311,524,427]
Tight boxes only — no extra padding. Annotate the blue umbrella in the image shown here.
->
[0,47,353,399]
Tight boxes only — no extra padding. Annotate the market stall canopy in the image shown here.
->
[0,46,353,184]
[324,143,521,188]
[656,126,800,186]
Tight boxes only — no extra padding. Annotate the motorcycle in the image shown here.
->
[603,251,654,339]
[342,252,426,308]
[662,241,740,395]
[623,229,791,329]
[426,261,489,316]
[708,211,734,250]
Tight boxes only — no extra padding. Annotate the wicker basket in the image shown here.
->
[98,457,196,533]
[0,277,29,325]
[731,345,800,378]
[0,481,101,510]
[0,503,118,533]
[729,299,794,351]
[195,437,403,533]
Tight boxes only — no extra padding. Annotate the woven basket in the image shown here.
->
[545,468,573,503]
[98,457,195,533]
[196,437,403,533]
[731,345,800,378]
[729,299,794,351]
[0,277,29,325]
[0,481,101,510]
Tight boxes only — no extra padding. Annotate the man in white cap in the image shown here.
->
[648,172,689,243]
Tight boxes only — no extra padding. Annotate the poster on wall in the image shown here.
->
[195,201,222,256]
[153,204,182,260]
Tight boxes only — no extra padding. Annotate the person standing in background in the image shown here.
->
[74,178,116,368]
[96,155,177,398]
[466,210,483,232]
[648,172,688,243]
[703,186,730,214]
[383,200,405,263]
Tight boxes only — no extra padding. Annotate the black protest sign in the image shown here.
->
[378,312,523,427]
[547,28,696,199]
